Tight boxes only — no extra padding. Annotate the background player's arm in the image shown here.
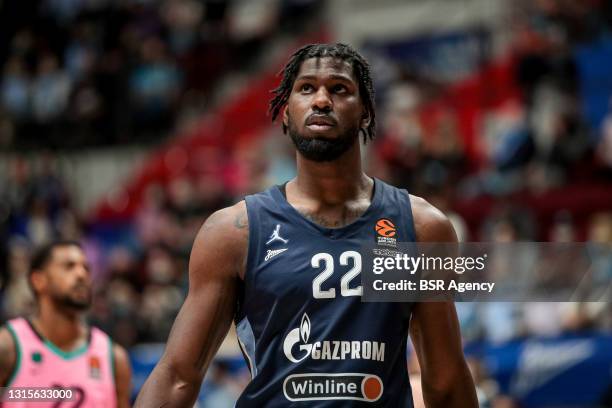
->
[134,202,247,407]
[0,327,16,388]
[113,343,132,408]
[409,196,478,408]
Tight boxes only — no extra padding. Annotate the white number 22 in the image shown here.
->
[311,251,362,299]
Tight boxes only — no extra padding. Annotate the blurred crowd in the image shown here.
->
[1,0,612,406]
[373,0,612,199]
[0,0,323,149]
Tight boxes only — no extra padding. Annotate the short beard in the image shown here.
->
[54,293,91,311]
[288,117,359,162]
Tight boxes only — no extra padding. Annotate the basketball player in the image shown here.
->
[0,240,132,407]
[135,43,478,407]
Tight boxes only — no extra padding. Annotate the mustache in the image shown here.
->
[305,113,337,126]
[72,282,91,291]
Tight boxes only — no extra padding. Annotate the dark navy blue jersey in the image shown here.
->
[235,178,416,407]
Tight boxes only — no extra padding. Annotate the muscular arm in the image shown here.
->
[409,196,478,408]
[134,202,248,407]
[0,326,17,388]
[113,343,132,408]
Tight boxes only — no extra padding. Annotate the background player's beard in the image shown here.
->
[59,296,91,311]
[52,286,92,311]
[287,115,359,162]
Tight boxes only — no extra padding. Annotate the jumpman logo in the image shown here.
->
[266,224,289,245]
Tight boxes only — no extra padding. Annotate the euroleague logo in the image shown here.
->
[375,218,397,247]
[375,219,396,237]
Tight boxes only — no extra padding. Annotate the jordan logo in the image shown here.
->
[266,224,289,245]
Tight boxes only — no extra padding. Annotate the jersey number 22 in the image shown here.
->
[311,251,362,299]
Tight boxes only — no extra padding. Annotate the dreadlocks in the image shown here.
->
[269,43,376,143]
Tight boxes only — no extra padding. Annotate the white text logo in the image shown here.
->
[283,373,383,402]
[283,313,385,363]
[265,248,288,261]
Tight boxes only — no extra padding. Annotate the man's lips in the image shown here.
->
[305,115,336,127]
[73,284,90,293]
[305,116,336,132]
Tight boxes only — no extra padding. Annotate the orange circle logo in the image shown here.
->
[362,376,383,401]
[375,219,396,237]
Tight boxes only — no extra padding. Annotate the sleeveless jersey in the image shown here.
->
[2,317,117,408]
[235,178,416,407]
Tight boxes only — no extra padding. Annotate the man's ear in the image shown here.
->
[30,270,47,295]
[360,109,371,129]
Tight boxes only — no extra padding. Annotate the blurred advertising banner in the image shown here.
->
[467,333,612,407]
[363,28,490,83]
[361,242,611,302]
[576,38,612,137]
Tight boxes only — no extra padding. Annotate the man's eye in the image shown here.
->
[332,84,347,93]
[300,84,314,92]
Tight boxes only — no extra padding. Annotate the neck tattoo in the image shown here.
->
[295,206,367,228]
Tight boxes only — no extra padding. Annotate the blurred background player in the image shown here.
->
[0,240,131,407]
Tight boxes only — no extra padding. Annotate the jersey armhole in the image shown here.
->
[4,322,21,387]
[108,336,115,386]
[243,197,259,285]
[242,196,255,285]
[403,190,418,242]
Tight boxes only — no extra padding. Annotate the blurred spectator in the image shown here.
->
[467,357,500,408]
[480,214,531,343]
[1,55,30,120]
[598,98,612,169]
[160,0,204,55]
[31,54,72,123]
[64,22,98,82]
[135,184,169,247]
[2,238,34,319]
[491,395,521,408]
[139,283,183,342]
[201,361,245,408]
[129,37,182,137]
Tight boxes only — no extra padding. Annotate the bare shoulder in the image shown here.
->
[197,200,248,239]
[112,342,130,368]
[0,325,17,387]
[409,194,457,243]
[111,342,132,407]
[190,201,249,280]
[112,342,131,381]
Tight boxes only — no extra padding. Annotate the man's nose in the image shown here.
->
[312,87,332,112]
[75,265,90,281]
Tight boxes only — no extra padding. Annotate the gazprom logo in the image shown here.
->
[283,313,385,363]
[283,314,312,363]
